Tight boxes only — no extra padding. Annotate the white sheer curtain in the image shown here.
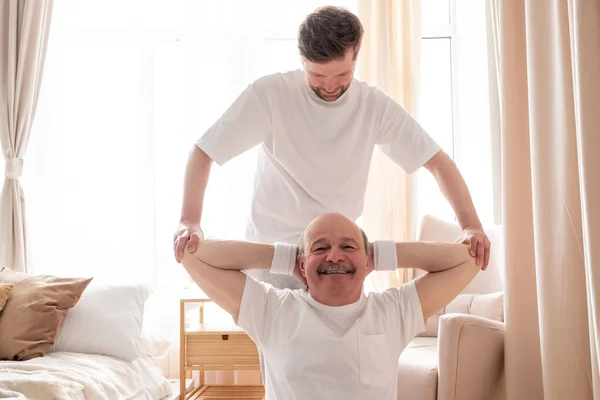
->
[355,0,421,291]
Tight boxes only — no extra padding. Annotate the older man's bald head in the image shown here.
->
[295,213,372,307]
[298,213,370,257]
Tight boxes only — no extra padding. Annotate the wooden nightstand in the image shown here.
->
[179,296,265,400]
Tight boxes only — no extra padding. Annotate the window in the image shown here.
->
[417,0,496,227]
[25,0,358,288]
[23,0,494,290]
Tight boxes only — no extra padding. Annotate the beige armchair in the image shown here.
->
[396,215,506,400]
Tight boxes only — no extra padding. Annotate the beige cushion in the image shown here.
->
[0,283,14,312]
[0,267,92,361]
[447,292,504,322]
[397,337,438,400]
[417,292,504,337]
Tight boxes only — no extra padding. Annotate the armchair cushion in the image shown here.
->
[417,292,504,337]
[448,292,503,322]
[397,338,438,400]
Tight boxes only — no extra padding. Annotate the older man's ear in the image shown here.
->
[366,261,374,274]
[366,242,374,273]
[294,251,308,286]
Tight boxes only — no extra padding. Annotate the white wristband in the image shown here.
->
[270,242,297,275]
[373,240,397,271]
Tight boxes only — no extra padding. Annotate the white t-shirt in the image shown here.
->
[196,69,441,245]
[237,276,425,400]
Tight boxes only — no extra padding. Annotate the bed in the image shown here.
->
[0,352,172,400]
[0,267,174,400]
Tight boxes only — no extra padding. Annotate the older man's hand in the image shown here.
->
[456,227,491,270]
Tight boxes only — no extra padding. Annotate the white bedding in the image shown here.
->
[0,352,172,400]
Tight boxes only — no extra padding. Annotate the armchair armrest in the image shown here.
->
[437,313,505,400]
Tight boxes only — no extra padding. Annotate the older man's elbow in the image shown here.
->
[181,247,195,266]
[181,247,208,282]
[464,257,482,279]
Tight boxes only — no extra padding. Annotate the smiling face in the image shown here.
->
[303,50,356,102]
[297,6,363,102]
[298,213,371,306]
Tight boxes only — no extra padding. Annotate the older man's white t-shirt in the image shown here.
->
[237,276,426,400]
[196,69,441,247]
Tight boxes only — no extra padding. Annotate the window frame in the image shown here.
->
[420,0,501,226]
[420,0,458,161]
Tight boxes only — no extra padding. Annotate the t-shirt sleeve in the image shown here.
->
[385,280,426,345]
[374,91,442,174]
[196,84,271,166]
[237,275,286,346]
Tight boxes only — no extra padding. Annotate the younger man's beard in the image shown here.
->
[309,84,350,101]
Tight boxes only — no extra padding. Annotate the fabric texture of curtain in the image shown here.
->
[489,0,600,398]
[356,0,422,290]
[0,0,53,272]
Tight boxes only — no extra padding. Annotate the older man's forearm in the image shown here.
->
[414,249,480,318]
[395,242,474,272]
[421,254,480,288]
[191,240,274,271]
[373,241,474,273]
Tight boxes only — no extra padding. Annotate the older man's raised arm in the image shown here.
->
[181,240,276,322]
[404,243,479,320]
[375,241,480,321]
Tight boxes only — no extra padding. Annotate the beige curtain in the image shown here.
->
[355,0,421,290]
[489,0,600,398]
[0,0,52,272]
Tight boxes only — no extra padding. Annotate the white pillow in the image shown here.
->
[51,281,150,361]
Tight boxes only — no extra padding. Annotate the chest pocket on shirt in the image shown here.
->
[358,333,394,387]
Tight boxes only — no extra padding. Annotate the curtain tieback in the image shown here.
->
[5,158,23,179]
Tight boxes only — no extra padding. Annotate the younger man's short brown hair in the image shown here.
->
[298,6,364,63]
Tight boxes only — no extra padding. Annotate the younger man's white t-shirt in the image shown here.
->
[197,69,441,246]
[237,276,426,400]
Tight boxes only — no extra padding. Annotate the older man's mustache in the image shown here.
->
[317,262,356,275]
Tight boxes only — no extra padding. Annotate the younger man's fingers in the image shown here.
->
[470,237,478,257]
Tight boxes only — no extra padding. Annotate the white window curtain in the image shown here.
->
[355,0,422,291]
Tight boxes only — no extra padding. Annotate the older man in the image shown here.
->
[181,213,481,400]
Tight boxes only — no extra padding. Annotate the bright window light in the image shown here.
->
[23,0,493,291]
